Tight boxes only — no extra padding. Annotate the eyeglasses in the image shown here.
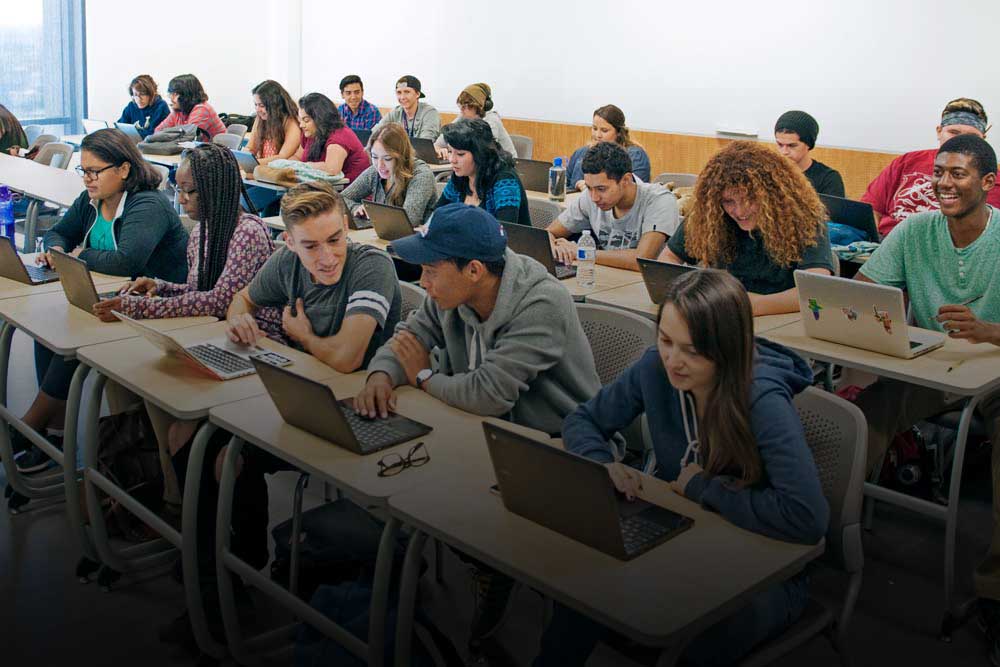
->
[377,441,429,477]
[75,164,117,180]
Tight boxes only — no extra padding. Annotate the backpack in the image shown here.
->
[138,123,208,155]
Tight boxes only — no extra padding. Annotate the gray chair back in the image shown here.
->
[212,133,242,150]
[225,123,248,140]
[34,142,74,170]
[29,134,58,151]
[527,197,562,230]
[510,134,534,159]
[434,181,446,197]
[399,281,427,322]
[23,125,44,146]
[150,164,170,190]
[654,172,698,188]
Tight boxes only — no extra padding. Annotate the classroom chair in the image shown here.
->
[225,123,248,141]
[654,172,698,188]
[28,133,58,152]
[527,198,561,230]
[399,281,427,322]
[150,164,170,191]
[739,387,866,667]
[34,142,74,170]
[510,134,534,159]
[434,182,446,197]
[23,124,44,146]
[212,133,243,150]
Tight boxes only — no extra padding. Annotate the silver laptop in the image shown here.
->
[0,241,59,285]
[368,201,416,241]
[82,119,110,135]
[232,150,259,173]
[502,222,576,280]
[484,422,693,561]
[636,257,697,303]
[114,122,143,144]
[794,270,946,359]
[113,311,293,381]
[48,249,120,314]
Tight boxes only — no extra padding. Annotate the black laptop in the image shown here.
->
[0,241,58,285]
[502,222,576,280]
[514,158,552,193]
[636,257,697,303]
[410,138,449,165]
[819,194,880,243]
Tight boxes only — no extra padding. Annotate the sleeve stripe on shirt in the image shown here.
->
[347,290,389,320]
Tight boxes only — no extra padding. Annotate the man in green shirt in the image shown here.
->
[855,134,1000,639]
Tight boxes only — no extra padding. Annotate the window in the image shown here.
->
[0,0,86,136]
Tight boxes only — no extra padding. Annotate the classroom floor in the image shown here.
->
[0,323,996,667]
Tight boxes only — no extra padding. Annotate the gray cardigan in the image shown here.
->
[340,159,437,225]
[370,102,441,141]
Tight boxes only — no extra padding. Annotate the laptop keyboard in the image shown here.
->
[25,264,57,282]
[620,513,673,555]
[341,406,407,452]
[187,344,254,376]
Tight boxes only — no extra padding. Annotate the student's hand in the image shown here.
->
[70,246,84,258]
[354,372,397,419]
[282,298,315,348]
[354,204,369,220]
[36,247,62,267]
[226,313,264,346]
[7,147,19,157]
[937,305,1000,345]
[574,180,585,192]
[670,463,704,498]
[552,238,578,266]
[435,146,450,160]
[120,277,158,297]
[605,462,643,501]
[92,296,123,322]
[389,330,430,387]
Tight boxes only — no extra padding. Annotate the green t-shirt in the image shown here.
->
[859,206,1000,331]
[88,211,117,251]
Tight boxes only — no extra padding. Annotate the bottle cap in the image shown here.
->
[553,157,563,167]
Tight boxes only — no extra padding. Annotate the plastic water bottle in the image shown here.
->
[548,157,566,202]
[576,230,596,288]
[0,186,15,249]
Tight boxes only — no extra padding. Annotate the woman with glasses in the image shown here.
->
[11,128,189,476]
[117,74,170,139]
[340,122,437,225]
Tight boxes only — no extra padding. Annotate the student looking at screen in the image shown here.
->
[155,74,227,139]
[117,74,170,140]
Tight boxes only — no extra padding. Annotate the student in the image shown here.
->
[245,80,302,166]
[657,141,834,315]
[0,103,27,156]
[547,141,678,271]
[155,74,227,139]
[117,74,170,139]
[355,203,603,650]
[534,269,828,667]
[774,110,845,197]
[338,74,382,132]
[435,118,530,225]
[862,97,1000,237]
[13,129,189,473]
[292,92,370,183]
[566,105,651,191]
[852,135,1000,643]
[435,82,517,158]
[340,122,437,225]
[368,75,441,141]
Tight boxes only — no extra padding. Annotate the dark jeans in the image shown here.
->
[34,340,78,401]
[243,186,283,218]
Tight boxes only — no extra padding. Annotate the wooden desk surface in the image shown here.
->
[0,291,214,356]
[761,319,1000,395]
[389,443,822,646]
[567,266,644,299]
[75,321,336,420]
[0,254,122,300]
[0,153,83,207]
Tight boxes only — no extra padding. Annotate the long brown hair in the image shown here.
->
[370,122,415,207]
[683,141,826,268]
[593,104,638,148]
[251,80,298,158]
[128,74,160,101]
[658,269,762,486]
[0,103,26,146]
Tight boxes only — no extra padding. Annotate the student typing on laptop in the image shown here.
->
[853,135,1000,639]
[534,269,828,667]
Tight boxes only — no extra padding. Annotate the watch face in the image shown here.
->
[417,369,433,382]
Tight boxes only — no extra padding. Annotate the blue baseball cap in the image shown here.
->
[391,203,507,265]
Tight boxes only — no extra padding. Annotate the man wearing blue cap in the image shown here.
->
[356,202,603,647]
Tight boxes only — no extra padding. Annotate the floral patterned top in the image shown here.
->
[118,213,283,338]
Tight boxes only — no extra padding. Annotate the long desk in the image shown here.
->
[761,319,1000,631]
[0,153,84,251]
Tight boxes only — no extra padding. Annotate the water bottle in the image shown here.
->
[548,157,566,202]
[576,230,596,288]
[0,186,15,249]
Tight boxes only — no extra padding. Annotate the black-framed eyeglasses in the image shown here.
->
[75,164,117,180]
[377,441,429,477]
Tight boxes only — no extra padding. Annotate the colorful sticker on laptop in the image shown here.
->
[872,306,892,334]
[841,307,859,321]
[807,298,823,320]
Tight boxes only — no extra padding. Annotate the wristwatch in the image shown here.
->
[415,368,434,389]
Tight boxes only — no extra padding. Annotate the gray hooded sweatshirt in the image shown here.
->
[367,249,601,434]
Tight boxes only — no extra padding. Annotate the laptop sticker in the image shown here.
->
[807,298,823,320]
[872,306,893,334]
[841,307,859,321]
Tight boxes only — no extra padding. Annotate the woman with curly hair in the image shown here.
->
[657,140,834,315]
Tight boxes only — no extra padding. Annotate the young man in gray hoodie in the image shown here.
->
[355,202,603,649]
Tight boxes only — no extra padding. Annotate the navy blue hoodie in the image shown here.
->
[563,338,829,545]
[118,97,171,139]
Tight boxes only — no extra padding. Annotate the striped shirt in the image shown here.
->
[155,102,227,139]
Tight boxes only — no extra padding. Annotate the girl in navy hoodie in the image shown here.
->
[534,269,829,667]
[118,74,170,139]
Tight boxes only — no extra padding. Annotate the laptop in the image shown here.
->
[410,138,449,165]
[368,201,416,241]
[0,241,59,285]
[48,249,120,313]
[819,194,880,243]
[353,129,372,146]
[484,422,693,561]
[794,270,946,359]
[502,222,576,280]
[636,258,698,303]
[82,119,110,135]
[113,311,294,380]
[514,158,552,193]
[114,122,143,144]
[232,150,259,174]
[252,358,432,455]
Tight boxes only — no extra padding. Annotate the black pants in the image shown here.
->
[34,341,78,401]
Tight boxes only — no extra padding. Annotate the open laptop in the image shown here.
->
[368,201,416,241]
[819,194,880,243]
[232,150,259,174]
[113,311,293,380]
[410,138,449,165]
[502,222,576,280]
[514,158,552,193]
[114,122,143,144]
[636,257,698,303]
[82,119,110,135]
[353,129,372,147]
[794,270,946,359]
[48,249,120,313]
[484,422,693,561]
[0,241,59,285]
[252,358,432,454]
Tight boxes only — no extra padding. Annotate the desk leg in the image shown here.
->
[394,528,428,667]
[369,516,400,667]
[63,361,97,563]
[22,199,38,254]
[216,436,251,664]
